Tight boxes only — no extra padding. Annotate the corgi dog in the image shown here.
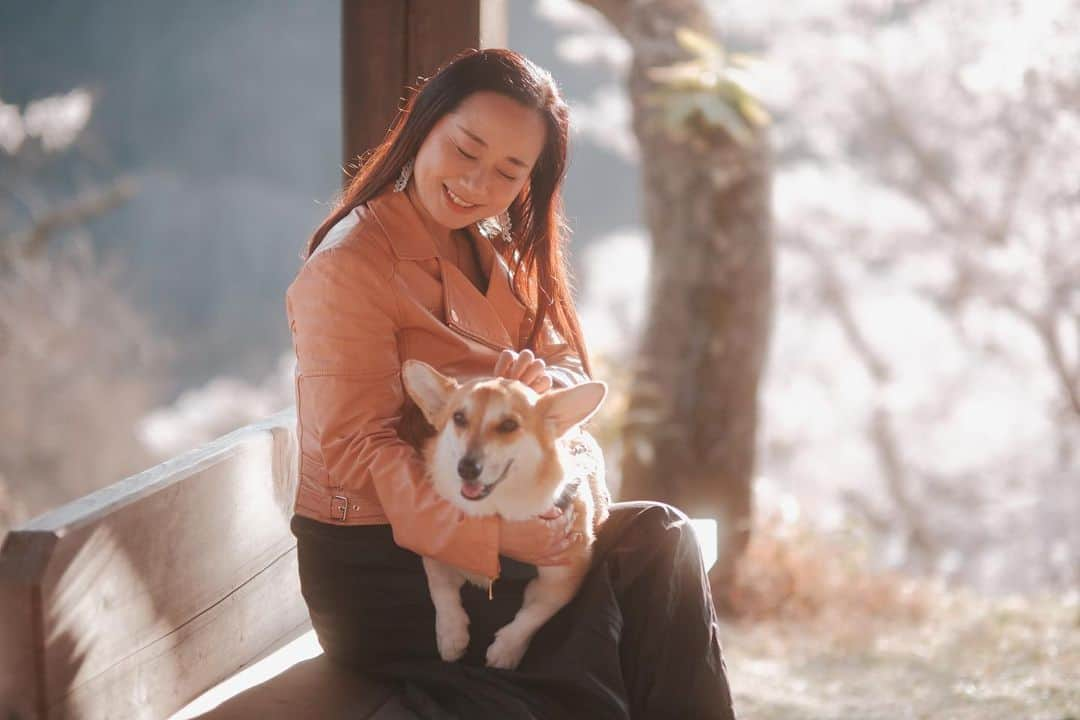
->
[400,359,609,670]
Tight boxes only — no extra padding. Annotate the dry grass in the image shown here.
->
[720,511,934,631]
[710,508,1080,719]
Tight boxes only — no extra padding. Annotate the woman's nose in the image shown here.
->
[460,167,491,198]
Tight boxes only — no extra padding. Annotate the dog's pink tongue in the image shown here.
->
[461,481,486,499]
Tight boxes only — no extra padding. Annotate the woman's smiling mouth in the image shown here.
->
[444,183,479,210]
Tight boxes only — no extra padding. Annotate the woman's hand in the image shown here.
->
[498,506,580,566]
[494,348,553,394]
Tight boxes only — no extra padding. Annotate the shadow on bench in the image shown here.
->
[176,630,417,719]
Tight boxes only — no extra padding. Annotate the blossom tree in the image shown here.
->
[555,0,775,597]
[545,0,1078,593]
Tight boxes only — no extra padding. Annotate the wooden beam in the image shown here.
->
[341,0,507,186]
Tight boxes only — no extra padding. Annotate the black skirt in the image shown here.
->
[290,501,738,720]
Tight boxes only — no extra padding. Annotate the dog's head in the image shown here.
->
[401,359,606,518]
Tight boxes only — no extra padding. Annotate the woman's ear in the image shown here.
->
[401,360,459,425]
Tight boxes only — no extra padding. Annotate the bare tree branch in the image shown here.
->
[786,235,891,382]
[2,177,138,261]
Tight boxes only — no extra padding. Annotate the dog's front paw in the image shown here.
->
[436,612,471,662]
[485,625,530,670]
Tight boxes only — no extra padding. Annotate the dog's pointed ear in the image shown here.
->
[536,381,607,438]
[401,360,458,424]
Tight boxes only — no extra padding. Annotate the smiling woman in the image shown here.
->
[286,47,738,719]
[418,92,542,211]
[405,90,546,297]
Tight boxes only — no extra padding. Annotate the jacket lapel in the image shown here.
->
[368,188,529,352]
[465,221,533,340]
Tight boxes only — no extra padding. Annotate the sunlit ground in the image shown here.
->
[718,507,1080,719]
[722,591,1079,720]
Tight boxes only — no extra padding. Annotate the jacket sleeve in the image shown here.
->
[533,314,590,389]
[288,247,501,579]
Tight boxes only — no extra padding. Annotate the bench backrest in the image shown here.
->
[0,409,306,720]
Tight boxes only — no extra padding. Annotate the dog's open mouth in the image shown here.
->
[460,459,514,501]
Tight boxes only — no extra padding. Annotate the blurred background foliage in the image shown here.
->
[1,0,1076,604]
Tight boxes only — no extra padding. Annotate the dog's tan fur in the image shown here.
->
[401,359,608,669]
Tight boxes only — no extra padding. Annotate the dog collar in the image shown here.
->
[553,478,582,512]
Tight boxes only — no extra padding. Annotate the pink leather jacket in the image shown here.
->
[285,185,591,581]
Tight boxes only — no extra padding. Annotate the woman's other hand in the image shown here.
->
[498,505,578,566]
[494,348,553,394]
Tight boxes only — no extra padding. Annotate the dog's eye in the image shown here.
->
[496,419,519,433]
[453,411,467,427]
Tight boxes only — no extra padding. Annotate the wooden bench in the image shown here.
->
[0,409,416,719]
[0,405,721,719]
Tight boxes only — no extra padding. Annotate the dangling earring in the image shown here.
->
[498,210,512,244]
[394,158,414,192]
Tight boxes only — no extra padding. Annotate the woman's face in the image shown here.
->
[410,91,547,231]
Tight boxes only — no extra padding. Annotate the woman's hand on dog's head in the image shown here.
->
[498,506,578,566]
[495,348,553,394]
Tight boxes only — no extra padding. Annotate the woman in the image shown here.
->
[286,47,738,719]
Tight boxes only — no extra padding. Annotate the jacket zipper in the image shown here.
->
[438,257,513,354]
[447,314,508,354]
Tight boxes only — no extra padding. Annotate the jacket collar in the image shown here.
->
[367,186,441,260]
[367,187,531,352]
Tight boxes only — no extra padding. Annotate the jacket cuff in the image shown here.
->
[455,514,501,579]
[387,497,502,580]
[378,452,503,580]
[545,364,582,389]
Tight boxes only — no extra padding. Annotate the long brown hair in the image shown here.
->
[304,48,592,378]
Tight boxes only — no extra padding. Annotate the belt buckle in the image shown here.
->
[330,494,349,522]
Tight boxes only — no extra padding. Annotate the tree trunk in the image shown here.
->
[578,0,774,600]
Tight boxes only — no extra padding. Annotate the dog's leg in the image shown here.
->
[422,557,471,662]
[485,563,586,669]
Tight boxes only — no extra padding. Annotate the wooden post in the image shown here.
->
[341,0,507,185]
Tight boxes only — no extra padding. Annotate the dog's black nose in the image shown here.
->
[458,456,483,481]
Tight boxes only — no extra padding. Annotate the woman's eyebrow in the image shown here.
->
[456,122,528,168]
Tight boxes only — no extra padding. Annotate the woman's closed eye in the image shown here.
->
[454,143,517,181]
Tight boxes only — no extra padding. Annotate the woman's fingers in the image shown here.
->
[529,509,583,566]
[540,506,573,536]
[496,350,553,393]
[541,533,584,566]
[538,504,562,520]
[494,349,513,377]
[529,372,553,394]
[510,348,534,377]
[495,349,529,378]
[519,356,546,384]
